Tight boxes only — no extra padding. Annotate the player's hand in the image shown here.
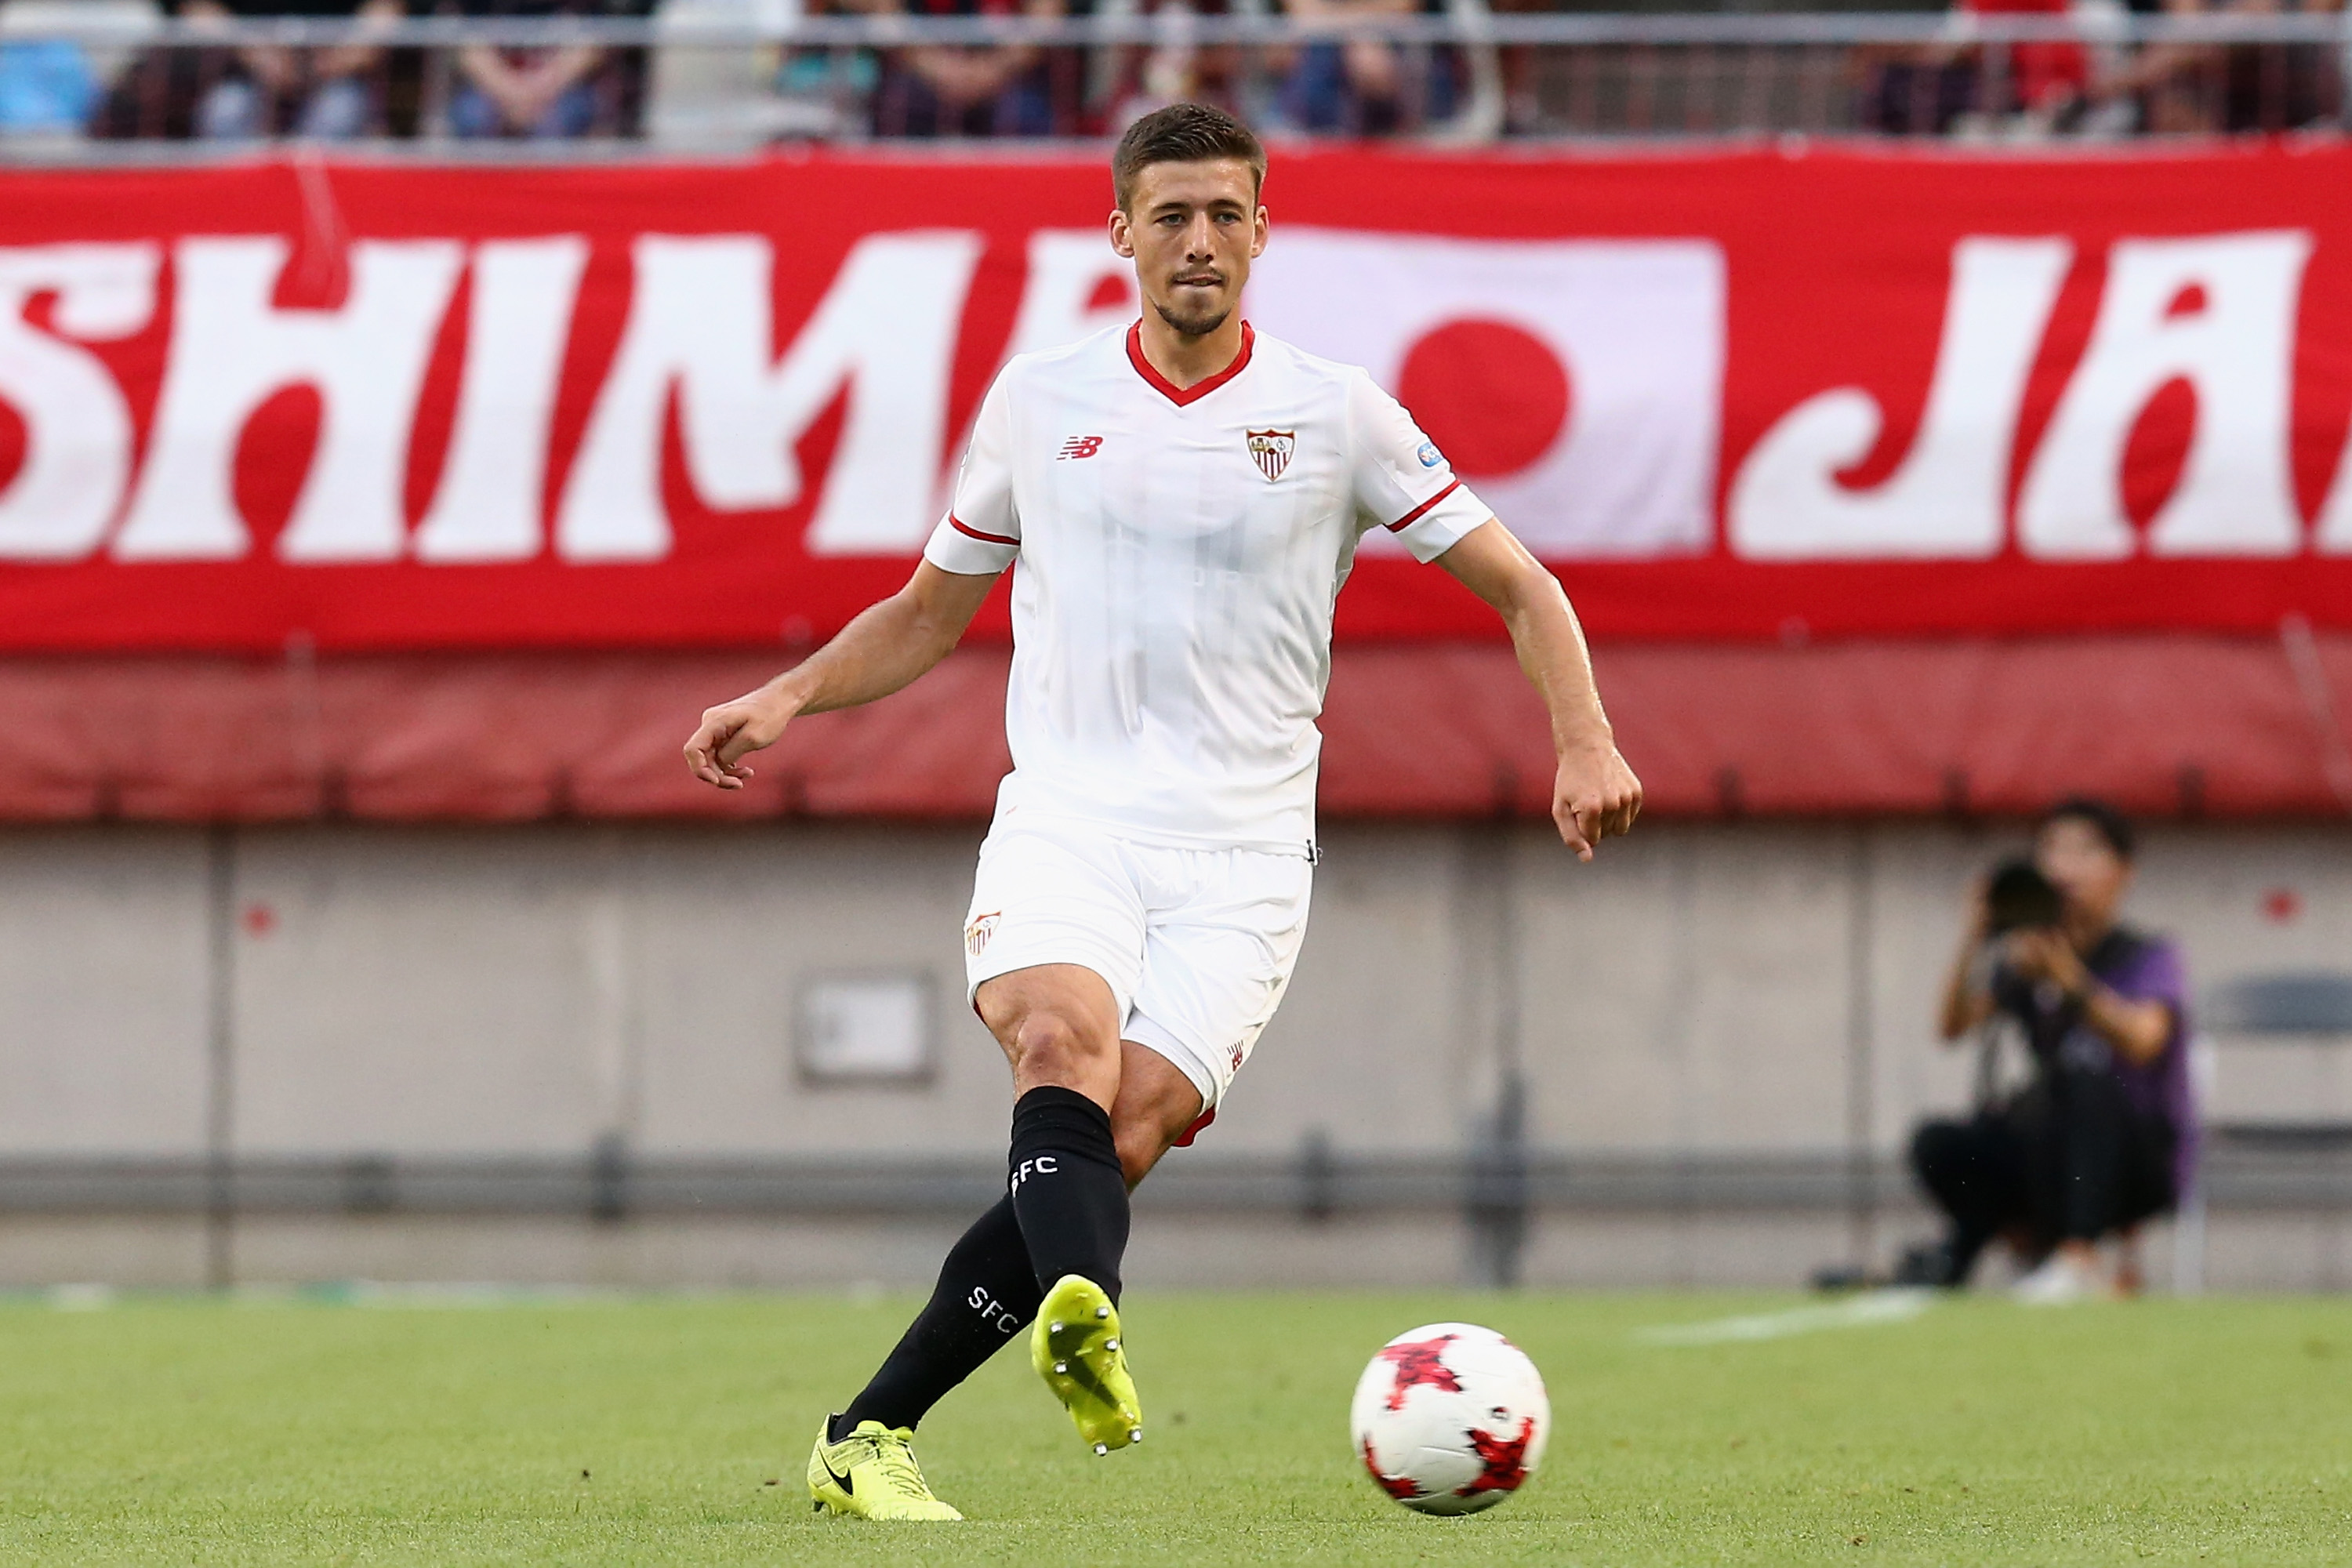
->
[683,688,796,791]
[1552,736,1642,862]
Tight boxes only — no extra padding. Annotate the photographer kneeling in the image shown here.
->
[1912,799,2190,1302]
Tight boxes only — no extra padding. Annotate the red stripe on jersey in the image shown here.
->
[1385,480,1462,533]
[1127,321,1256,407]
[949,514,1018,547]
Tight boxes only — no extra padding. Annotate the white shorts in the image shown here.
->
[961,818,1314,1116]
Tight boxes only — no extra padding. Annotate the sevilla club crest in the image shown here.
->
[964,910,1001,956]
[1246,428,1296,482]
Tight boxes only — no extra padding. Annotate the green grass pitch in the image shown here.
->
[3,1288,2348,1565]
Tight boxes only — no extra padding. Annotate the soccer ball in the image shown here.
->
[1350,1322,1550,1515]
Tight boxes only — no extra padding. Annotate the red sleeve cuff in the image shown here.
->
[949,514,1018,547]
[1384,480,1461,533]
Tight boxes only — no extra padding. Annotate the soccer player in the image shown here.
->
[682,102,1642,1521]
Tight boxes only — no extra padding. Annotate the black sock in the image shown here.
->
[1006,1085,1130,1305]
[837,1196,1040,1437]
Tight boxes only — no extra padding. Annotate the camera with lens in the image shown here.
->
[1984,856,2063,935]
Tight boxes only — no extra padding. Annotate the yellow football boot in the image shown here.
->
[806,1416,964,1521]
[1030,1275,1143,1454]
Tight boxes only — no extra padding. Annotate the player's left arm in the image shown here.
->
[1436,519,1642,861]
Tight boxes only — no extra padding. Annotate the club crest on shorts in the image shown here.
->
[964,910,1001,956]
[1246,428,1296,482]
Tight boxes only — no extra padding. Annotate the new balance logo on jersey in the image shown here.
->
[1058,436,1104,460]
[1246,428,1295,482]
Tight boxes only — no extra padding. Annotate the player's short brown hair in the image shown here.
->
[1112,103,1266,212]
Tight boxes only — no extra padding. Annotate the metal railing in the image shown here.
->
[0,1142,2342,1220]
[0,9,2344,151]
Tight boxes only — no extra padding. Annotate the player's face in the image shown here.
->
[1110,159,1269,339]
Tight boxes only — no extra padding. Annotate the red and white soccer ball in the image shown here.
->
[1350,1323,1551,1515]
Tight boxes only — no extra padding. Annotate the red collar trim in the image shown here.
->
[1126,321,1254,407]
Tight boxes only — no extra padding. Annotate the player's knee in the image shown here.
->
[1010,1010,1115,1083]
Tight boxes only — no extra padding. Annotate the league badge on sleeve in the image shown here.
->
[1246,429,1296,482]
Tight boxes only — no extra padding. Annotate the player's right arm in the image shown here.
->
[686,369,1023,791]
[684,562,1000,791]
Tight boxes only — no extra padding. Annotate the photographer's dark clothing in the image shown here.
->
[1911,1112,2028,1283]
[1911,924,2190,1282]
[1990,924,2192,1203]
[2022,1069,2176,1243]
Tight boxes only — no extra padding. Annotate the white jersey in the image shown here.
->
[922,321,1491,854]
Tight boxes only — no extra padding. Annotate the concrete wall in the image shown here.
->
[3,818,2349,1288]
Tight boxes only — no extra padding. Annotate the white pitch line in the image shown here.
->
[1635,1288,1935,1346]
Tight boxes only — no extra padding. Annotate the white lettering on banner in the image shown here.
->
[2019,230,2313,559]
[113,237,466,561]
[0,244,159,561]
[1244,230,1723,558]
[2317,426,2352,554]
[921,230,1141,535]
[557,231,983,561]
[17,220,2332,579]
[1006,230,1140,361]
[412,237,590,562]
[1730,238,2073,560]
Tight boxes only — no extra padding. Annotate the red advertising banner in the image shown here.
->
[2,144,2350,652]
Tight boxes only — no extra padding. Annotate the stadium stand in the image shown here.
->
[0,0,2343,145]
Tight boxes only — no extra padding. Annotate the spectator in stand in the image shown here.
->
[176,0,405,138]
[773,0,882,129]
[1911,800,2192,1302]
[1272,0,1454,134]
[1486,0,1546,134]
[1969,0,2090,125]
[2087,0,2343,132]
[869,0,1065,137]
[2215,0,2344,129]
[0,0,100,139]
[446,0,610,137]
[1101,0,1245,134]
[2083,0,2218,132]
[1859,0,2088,134]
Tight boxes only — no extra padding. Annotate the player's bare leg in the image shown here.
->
[981,962,1125,1110]
[1110,1041,1206,1190]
